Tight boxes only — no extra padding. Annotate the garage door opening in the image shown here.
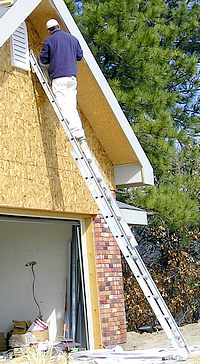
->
[0,215,89,349]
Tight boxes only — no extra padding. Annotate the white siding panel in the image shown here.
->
[10,21,30,71]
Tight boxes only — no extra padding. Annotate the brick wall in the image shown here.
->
[94,214,127,346]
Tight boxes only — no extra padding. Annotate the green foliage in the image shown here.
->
[119,141,199,237]
[135,181,199,230]
[64,0,76,13]
[69,0,200,179]
[65,0,200,325]
[67,0,200,236]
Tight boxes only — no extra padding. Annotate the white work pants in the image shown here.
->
[52,76,84,137]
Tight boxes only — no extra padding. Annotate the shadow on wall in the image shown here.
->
[31,72,65,210]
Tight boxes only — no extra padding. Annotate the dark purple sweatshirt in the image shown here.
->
[39,29,83,80]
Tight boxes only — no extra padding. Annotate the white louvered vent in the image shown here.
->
[10,22,30,71]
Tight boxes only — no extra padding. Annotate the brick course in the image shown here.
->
[94,214,127,346]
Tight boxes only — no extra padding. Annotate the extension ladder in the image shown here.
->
[29,50,190,356]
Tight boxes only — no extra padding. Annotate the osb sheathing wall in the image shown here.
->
[0,20,115,215]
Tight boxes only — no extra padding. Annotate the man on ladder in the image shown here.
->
[39,19,85,141]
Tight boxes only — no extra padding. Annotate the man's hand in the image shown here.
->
[38,57,49,68]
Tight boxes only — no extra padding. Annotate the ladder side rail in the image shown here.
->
[125,259,181,350]
[67,98,188,349]
[69,141,184,347]
[75,151,187,348]
[72,147,187,351]
[29,51,190,355]
[70,145,189,352]
[125,252,188,349]
[97,224,188,350]
[71,138,190,353]
[130,249,182,324]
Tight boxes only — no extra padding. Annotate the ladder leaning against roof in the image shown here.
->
[29,50,190,357]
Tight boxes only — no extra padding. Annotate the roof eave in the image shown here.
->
[117,201,148,226]
[0,0,42,47]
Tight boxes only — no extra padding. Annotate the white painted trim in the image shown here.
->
[80,219,95,350]
[52,0,154,186]
[0,211,79,221]
[0,208,147,226]
[120,207,147,226]
[114,163,143,187]
[0,0,42,47]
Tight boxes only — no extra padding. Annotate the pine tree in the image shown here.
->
[69,0,199,177]
[66,0,200,234]
[66,0,200,323]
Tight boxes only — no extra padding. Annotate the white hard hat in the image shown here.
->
[46,19,59,29]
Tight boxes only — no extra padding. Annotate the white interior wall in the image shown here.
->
[0,219,73,337]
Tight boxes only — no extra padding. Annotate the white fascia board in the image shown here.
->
[120,208,147,226]
[0,0,42,48]
[52,0,154,186]
[80,219,95,350]
[114,163,143,187]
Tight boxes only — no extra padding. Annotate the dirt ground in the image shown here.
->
[122,323,200,363]
[1,323,199,363]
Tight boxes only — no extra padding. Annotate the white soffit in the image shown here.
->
[52,0,154,186]
[117,201,147,226]
[0,0,42,47]
[114,164,143,187]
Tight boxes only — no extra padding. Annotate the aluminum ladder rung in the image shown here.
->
[29,50,190,357]
[152,295,159,299]
[86,157,92,163]
[116,215,122,221]
[140,275,148,280]
[127,256,139,261]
